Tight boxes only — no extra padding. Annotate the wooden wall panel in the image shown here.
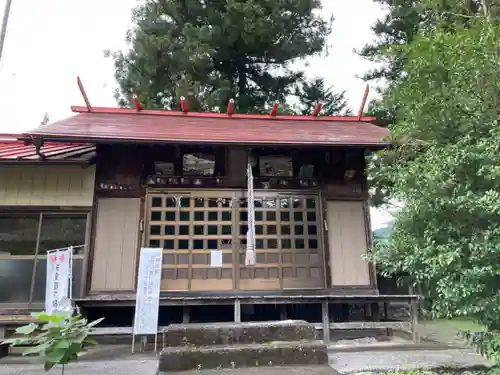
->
[90,198,141,292]
[225,147,247,187]
[326,201,371,286]
[0,165,95,207]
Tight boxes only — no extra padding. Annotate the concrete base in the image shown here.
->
[162,320,316,347]
[158,341,329,372]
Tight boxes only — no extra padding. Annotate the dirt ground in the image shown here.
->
[0,343,491,375]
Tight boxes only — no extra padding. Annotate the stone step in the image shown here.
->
[162,320,316,347]
[158,340,328,372]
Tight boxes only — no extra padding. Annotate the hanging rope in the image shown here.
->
[245,161,256,266]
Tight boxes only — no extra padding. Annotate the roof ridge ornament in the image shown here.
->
[357,84,370,121]
[76,76,92,112]
[71,76,378,123]
[227,98,235,115]
[312,103,323,116]
[270,101,279,117]
[180,97,188,113]
[132,94,142,112]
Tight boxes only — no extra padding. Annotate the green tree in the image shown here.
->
[108,0,332,113]
[360,0,497,206]
[359,0,423,82]
[294,78,350,115]
[359,0,487,83]
[366,16,500,360]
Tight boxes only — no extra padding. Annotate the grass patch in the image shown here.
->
[382,372,488,375]
[416,317,486,346]
[424,318,486,333]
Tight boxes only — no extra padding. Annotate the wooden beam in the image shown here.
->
[325,321,411,330]
[70,105,378,122]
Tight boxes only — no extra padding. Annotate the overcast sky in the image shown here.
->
[0,0,393,228]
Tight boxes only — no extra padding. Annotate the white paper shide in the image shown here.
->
[133,248,163,335]
[45,249,72,314]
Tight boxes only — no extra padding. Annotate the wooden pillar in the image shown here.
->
[280,305,287,320]
[364,303,371,320]
[341,303,349,321]
[234,299,241,323]
[182,306,190,324]
[383,302,393,337]
[410,298,420,343]
[371,302,380,321]
[321,302,330,344]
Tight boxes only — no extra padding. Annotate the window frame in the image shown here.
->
[0,208,91,306]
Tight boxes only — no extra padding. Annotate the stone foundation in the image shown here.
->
[157,320,329,373]
[159,341,328,372]
[162,320,316,347]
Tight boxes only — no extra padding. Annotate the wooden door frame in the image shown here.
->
[144,189,325,292]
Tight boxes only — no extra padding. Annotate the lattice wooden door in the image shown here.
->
[145,191,235,291]
[236,192,325,290]
[145,190,325,292]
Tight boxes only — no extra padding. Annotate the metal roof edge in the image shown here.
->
[18,134,391,148]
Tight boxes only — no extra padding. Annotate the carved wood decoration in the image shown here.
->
[94,145,368,194]
[95,145,143,195]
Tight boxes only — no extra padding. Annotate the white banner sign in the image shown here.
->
[133,248,163,335]
[45,249,72,314]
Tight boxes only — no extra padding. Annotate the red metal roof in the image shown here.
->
[0,137,95,161]
[23,106,389,146]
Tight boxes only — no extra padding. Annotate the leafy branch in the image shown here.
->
[2,311,104,372]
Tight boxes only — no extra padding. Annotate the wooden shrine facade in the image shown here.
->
[87,142,376,295]
[0,140,382,306]
[0,80,393,310]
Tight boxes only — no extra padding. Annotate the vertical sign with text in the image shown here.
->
[45,249,72,314]
[133,248,163,335]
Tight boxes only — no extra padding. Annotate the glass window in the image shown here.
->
[0,213,40,256]
[0,259,33,302]
[0,212,88,304]
[39,214,87,255]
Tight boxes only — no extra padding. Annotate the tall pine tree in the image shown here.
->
[109,0,332,113]
[359,0,486,83]
[294,78,351,116]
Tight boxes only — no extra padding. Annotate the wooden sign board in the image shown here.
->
[325,183,367,199]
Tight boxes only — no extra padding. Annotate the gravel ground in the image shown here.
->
[329,349,491,373]
[0,359,158,375]
[0,347,492,374]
